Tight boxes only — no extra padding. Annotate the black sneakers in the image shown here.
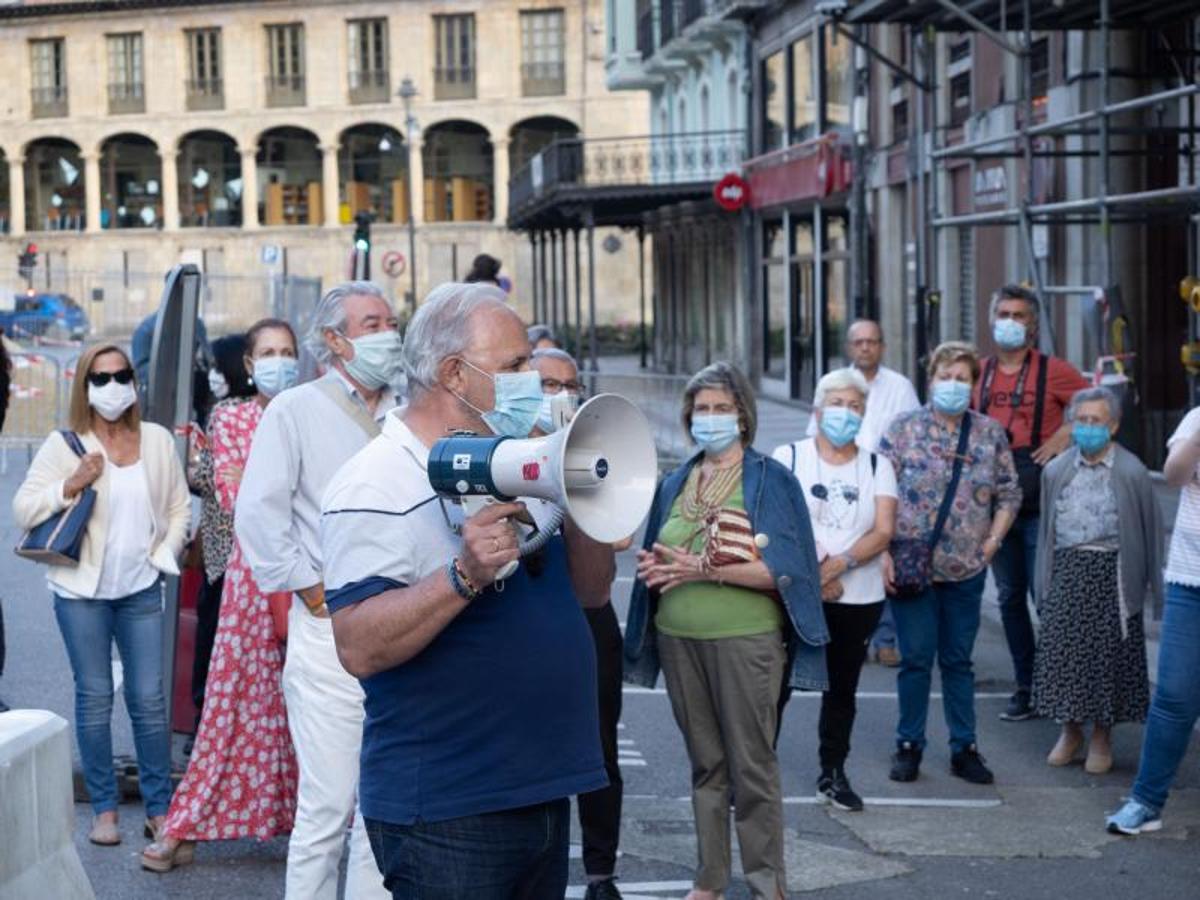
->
[889,742,922,782]
[817,768,864,811]
[951,744,995,784]
[584,878,623,900]
[999,689,1036,722]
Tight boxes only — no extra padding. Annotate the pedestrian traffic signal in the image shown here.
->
[17,243,37,282]
[353,212,372,253]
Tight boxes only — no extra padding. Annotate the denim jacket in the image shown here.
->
[623,446,830,691]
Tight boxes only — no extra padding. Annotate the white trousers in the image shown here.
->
[282,601,389,900]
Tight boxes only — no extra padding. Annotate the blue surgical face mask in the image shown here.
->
[931,379,972,415]
[690,414,741,455]
[993,318,1028,351]
[253,356,299,398]
[819,406,863,448]
[458,359,544,438]
[341,330,403,390]
[1073,422,1112,456]
[536,391,580,434]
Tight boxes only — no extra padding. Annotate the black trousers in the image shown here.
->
[190,575,224,721]
[819,601,885,770]
[577,602,624,877]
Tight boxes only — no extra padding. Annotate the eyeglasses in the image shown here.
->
[848,338,882,348]
[541,378,583,395]
[87,368,134,387]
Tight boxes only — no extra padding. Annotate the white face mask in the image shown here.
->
[88,381,137,422]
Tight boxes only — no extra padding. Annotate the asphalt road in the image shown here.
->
[2,464,1198,900]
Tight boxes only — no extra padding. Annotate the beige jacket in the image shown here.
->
[13,422,191,598]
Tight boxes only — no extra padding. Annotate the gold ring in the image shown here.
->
[492,538,500,554]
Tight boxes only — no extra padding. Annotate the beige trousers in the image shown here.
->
[658,630,788,899]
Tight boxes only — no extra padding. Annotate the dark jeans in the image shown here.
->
[578,603,623,877]
[820,601,885,770]
[1131,582,1200,813]
[992,513,1040,691]
[191,575,224,718]
[365,799,570,900]
[893,571,986,753]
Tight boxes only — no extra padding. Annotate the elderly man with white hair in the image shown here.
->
[775,368,898,812]
[320,283,611,898]
[235,281,401,900]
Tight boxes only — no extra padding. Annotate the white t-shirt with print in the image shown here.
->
[772,439,898,605]
[1166,407,1200,587]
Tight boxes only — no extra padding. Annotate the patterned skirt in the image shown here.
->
[1032,547,1149,726]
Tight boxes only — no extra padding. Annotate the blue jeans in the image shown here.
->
[871,600,897,650]
[365,799,570,900]
[53,582,173,816]
[893,571,986,753]
[1130,582,1200,813]
[991,513,1040,691]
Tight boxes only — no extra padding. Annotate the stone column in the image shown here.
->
[239,146,259,230]
[9,156,25,236]
[83,152,101,233]
[159,150,179,231]
[492,138,509,224]
[320,143,340,228]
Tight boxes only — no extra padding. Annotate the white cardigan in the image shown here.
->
[13,422,191,599]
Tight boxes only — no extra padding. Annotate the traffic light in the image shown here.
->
[352,212,372,280]
[17,243,37,284]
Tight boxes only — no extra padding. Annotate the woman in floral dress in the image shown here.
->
[141,319,302,872]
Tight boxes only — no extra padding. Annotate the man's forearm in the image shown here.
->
[332,569,469,678]
[563,517,617,608]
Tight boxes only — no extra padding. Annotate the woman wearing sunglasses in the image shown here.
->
[14,343,190,847]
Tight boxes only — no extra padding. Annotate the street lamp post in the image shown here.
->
[398,76,419,313]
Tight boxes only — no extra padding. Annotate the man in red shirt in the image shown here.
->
[973,284,1089,722]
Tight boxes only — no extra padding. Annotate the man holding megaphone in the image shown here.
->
[320,283,632,899]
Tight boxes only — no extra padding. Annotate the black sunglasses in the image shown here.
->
[87,368,134,387]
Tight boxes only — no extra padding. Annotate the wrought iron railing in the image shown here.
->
[186,78,224,111]
[349,69,390,105]
[31,85,68,118]
[637,8,655,59]
[434,66,476,100]
[521,61,566,97]
[509,130,745,213]
[107,82,144,114]
[265,74,306,107]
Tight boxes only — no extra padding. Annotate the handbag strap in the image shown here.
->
[59,430,87,458]
[928,413,972,550]
[1030,351,1049,447]
[315,377,383,441]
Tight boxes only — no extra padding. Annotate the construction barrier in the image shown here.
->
[2,342,70,473]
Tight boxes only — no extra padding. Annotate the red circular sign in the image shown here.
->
[381,251,407,278]
[713,173,750,212]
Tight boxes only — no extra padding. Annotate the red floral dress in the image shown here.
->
[163,399,298,841]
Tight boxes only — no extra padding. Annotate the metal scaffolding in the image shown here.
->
[836,0,1200,401]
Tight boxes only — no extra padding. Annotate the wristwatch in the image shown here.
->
[838,553,858,570]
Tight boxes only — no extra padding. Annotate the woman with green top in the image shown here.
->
[625,362,827,900]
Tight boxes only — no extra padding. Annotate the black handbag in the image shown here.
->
[15,431,97,567]
[889,413,972,598]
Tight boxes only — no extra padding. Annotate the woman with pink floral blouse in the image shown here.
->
[141,319,302,872]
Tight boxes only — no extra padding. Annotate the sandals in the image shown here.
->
[88,817,120,846]
[140,839,196,873]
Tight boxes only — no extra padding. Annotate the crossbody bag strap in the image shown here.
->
[315,377,382,441]
[929,413,972,550]
[59,430,87,458]
[977,358,998,414]
[1030,351,1049,447]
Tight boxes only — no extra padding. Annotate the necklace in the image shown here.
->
[680,461,741,524]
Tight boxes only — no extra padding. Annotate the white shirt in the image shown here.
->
[807,365,921,452]
[773,439,897,605]
[94,460,159,599]
[1166,407,1200,587]
[235,370,398,592]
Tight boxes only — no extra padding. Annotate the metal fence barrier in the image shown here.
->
[2,350,69,473]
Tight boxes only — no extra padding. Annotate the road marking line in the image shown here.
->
[620,759,648,767]
[624,687,1012,699]
[618,738,635,746]
[787,796,1002,809]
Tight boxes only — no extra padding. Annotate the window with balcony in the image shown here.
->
[434,14,475,100]
[950,72,971,127]
[266,23,306,107]
[762,50,785,153]
[30,38,67,118]
[1031,37,1049,105]
[790,34,815,143]
[823,27,853,130]
[186,28,223,111]
[349,18,389,104]
[107,33,144,114]
[521,9,565,97]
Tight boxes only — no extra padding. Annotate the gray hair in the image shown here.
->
[401,281,512,397]
[1066,386,1120,424]
[305,281,389,366]
[530,347,578,370]
[681,361,758,446]
[527,323,558,348]
[989,283,1041,328]
[814,367,870,408]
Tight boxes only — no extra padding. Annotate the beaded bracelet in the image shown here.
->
[447,558,480,602]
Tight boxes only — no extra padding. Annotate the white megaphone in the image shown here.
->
[428,393,658,566]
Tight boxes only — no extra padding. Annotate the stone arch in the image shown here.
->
[507,115,579,175]
[337,122,409,224]
[256,126,322,226]
[23,137,85,231]
[99,132,161,229]
[177,129,242,227]
[422,120,493,223]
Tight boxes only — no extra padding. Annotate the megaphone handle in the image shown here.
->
[460,495,521,584]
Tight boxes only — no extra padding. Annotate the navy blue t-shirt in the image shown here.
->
[329,535,608,825]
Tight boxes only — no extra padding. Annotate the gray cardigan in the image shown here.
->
[1035,443,1163,617]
